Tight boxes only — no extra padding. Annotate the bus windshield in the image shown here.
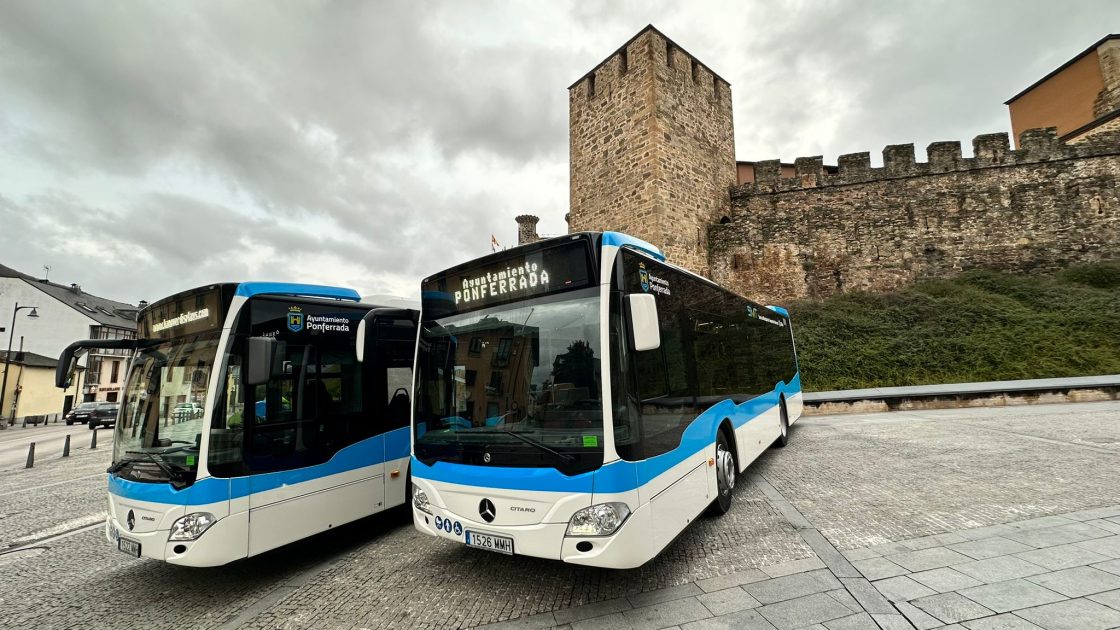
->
[415,288,604,475]
[112,332,220,486]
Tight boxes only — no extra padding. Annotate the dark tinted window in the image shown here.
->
[208,299,415,476]
[614,250,797,460]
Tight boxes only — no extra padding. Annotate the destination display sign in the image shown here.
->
[139,288,224,339]
[422,240,595,318]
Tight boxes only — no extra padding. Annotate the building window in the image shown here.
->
[492,338,513,367]
[110,360,120,383]
[468,337,483,356]
[487,371,503,395]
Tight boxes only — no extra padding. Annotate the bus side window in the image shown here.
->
[207,347,246,477]
[385,365,412,429]
[610,293,642,461]
[619,250,698,459]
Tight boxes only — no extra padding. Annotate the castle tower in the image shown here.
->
[515,214,540,245]
[1094,37,1120,118]
[568,25,736,276]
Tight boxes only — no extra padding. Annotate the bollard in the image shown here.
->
[62,434,71,458]
[90,428,98,450]
[26,442,35,468]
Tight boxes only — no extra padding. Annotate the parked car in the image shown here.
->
[65,402,100,426]
[171,402,204,422]
[88,402,119,430]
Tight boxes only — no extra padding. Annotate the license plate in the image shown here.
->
[118,537,141,558]
[465,531,514,555]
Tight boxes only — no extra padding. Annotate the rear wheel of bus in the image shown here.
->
[772,398,790,449]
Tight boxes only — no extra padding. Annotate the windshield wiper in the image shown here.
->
[466,429,576,465]
[116,451,193,488]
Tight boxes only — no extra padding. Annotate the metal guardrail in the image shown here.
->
[804,374,1120,404]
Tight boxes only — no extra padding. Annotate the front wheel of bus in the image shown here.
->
[708,431,736,516]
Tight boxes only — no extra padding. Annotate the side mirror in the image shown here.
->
[626,293,661,352]
[55,346,83,388]
[246,336,279,386]
[356,319,368,363]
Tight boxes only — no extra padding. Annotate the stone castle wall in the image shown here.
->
[568,27,735,276]
[710,128,1120,303]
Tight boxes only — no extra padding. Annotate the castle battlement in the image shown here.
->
[568,25,731,105]
[559,25,1120,305]
[733,128,1120,196]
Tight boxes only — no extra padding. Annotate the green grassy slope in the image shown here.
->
[790,263,1120,392]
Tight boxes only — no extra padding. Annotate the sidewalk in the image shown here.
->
[478,497,1120,630]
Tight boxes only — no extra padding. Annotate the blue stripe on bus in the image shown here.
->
[234,282,362,302]
[600,232,666,261]
[415,375,801,494]
[108,427,411,506]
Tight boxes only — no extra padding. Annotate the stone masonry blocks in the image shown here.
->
[568,26,735,278]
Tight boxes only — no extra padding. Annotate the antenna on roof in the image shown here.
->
[43,265,51,282]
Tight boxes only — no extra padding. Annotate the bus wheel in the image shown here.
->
[707,430,736,516]
[772,399,790,449]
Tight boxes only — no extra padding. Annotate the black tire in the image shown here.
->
[706,429,736,516]
[772,399,790,449]
[66,419,73,426]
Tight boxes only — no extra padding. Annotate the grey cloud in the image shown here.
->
[2,1,1118,306]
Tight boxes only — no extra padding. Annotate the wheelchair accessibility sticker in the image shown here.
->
[434,515,463,537]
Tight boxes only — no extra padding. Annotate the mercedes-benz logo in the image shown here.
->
[483,452,492,464]
[126,509,135,531]
[479,498,496,523]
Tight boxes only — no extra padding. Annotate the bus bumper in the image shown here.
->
[413,500,656,570]
[104,511,248,567]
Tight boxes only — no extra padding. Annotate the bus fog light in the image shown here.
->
[566,503,630,536]
[413,487,432,514]
[168,512,216,541]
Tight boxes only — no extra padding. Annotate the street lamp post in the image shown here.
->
[0,303,38,428]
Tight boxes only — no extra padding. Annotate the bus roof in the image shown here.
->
[601,232,666,261]
[234,282,361,302]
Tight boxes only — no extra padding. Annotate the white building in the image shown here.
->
[1,263,138,418]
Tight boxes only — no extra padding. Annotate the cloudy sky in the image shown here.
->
[1,1,1116,305]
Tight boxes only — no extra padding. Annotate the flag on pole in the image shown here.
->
[491,234,500,252]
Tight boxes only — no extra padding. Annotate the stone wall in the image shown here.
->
[568,26,735,276]
[710,129,1120,304]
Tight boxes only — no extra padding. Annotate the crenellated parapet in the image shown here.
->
[732,128,1119,196]
[712,126,1120,304]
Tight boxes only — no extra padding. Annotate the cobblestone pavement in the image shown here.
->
[758,402,1120,550]
[1,401,1118,629]
[0,437,111,548]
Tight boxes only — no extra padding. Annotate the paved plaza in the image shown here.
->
[1,401,1119,629]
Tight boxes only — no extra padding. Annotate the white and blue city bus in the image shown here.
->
[56,282,417,566]
[411,232,801,569]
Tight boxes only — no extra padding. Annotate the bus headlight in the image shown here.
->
[566,503,630,537]
[168,512,216,541]
[413,487,432,514]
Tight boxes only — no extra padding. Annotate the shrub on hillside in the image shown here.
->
[790,264,1120,391]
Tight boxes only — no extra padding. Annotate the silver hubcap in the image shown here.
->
[716,444,735,497]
